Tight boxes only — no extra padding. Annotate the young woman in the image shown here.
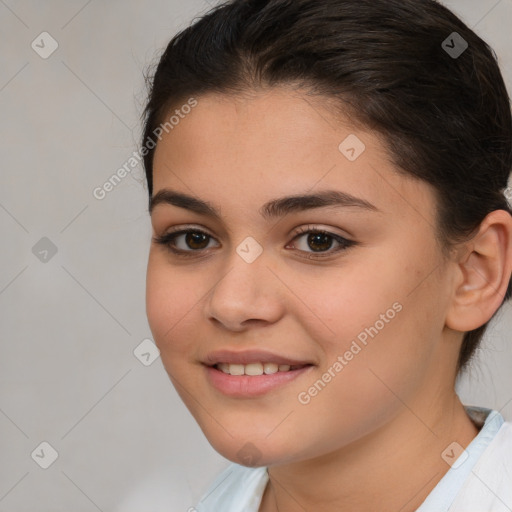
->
[141,0,512,510]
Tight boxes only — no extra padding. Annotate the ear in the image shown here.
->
[446,209,512,332]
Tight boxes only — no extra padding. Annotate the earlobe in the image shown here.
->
[446,210,512,332]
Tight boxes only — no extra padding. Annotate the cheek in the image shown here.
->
[145,256,198,359]
[286,254,406,353]
[288,246,440,392]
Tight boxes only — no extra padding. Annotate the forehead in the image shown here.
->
[151,87,434,225]
[154,88,372,167]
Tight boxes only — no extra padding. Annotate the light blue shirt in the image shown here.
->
[195,406,512,512]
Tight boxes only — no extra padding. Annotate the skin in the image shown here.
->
[145,87,512,511]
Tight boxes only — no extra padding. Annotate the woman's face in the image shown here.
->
[146,87,457,466]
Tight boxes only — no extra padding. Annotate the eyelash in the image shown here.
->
[152,225,357,260]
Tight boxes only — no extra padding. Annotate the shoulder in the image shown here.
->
[450,420,512,511]
[194,463,269,512]
[473,418,512,473]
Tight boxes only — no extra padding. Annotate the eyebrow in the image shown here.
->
[149,188,379,219]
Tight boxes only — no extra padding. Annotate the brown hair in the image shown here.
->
[141,0,512,371]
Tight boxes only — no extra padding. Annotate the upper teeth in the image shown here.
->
[216,362,303,376]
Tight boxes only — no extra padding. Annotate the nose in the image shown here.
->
[204,250,285,332]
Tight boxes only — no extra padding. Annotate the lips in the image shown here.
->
[202,349,316,396]
[203,348,314,367]
[204,362,314,397]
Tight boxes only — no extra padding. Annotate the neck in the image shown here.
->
[260,394,479,512]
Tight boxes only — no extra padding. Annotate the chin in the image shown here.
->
[202,428,305,468]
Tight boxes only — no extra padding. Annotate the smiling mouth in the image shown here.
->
[213,362,311,376]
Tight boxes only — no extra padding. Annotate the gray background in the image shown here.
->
[0,1,511,510]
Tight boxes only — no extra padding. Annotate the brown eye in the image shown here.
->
[290,228,355,257]
[304,232,334,252]
[184,232,210,250]
[153,228,218,255]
